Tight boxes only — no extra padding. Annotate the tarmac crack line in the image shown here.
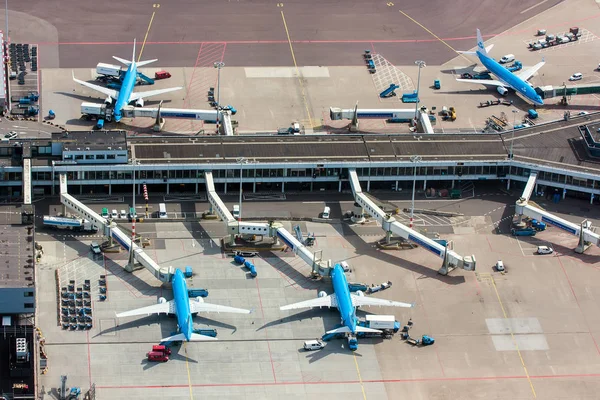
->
[490,276,537,398]
[254,277,277,383]
[556,255,600,356]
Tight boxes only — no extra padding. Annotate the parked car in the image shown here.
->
[90,242,102,255]
[537,245,554,255]
[569,72,583,81]
[495,260,505,272]
[500,54,515,64]
[111,209,118,219]
[119,209,127,219]
[4,131,18,140]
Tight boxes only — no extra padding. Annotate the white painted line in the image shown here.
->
[521,0,548,14]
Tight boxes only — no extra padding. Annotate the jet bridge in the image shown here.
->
[347,169,476,275]
[23,158,31,205]
[120,105,234,135]
[515,172,600,253]
[59,174,174,282]
[204,171,331,276]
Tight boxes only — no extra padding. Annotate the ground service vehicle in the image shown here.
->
[537,245,554,255]
[232,204,240,219]
[500,54,515,63]
[155,71,171,80]
[90,242,102,255]
[43,216,98,232]
[4,132,18,140]
[119,210,127,219]
[111,209,118,219]
[322,206,331,219]
[362,315,400,332]
[96,63,121,77]
[101,208,109,218]
[147,351,169,362]
[304,340,326,351]
[152,345,172,355]
[158,203,167,218]
[569,73,583,81]
[529,219,546,231]
[511,227,536,236]
[495,260,505,271]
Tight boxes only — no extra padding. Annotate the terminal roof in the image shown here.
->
[0,206,35,289]
[53,130,127,152]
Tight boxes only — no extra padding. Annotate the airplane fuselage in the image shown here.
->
[477,51,544,105]
[172,268,193,341]
[113,62,138,122]
[331,264,357,334]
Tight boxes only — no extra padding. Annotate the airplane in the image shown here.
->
[72,39,182,122]
[455,29,545,106]
[115,268,251,342]
[279,263,414,349]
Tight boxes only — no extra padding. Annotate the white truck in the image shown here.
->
[43,216,98,233]
[81,102,113,128]
[96,63,122,78]
[364,315,398,330]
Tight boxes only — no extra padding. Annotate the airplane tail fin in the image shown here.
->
[160,333,218,342]
[476,29,488,56]
[132,38,136,63]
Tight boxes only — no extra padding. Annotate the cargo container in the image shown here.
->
[96,63,122,77]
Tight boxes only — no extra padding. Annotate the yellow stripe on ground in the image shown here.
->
[491,277,537,398]
[353,353,368,400]
[280,10,315,129]
[138,10,157,62]
[184,343,194,400]
[397,9,472,63]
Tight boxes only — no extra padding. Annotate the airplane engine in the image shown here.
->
[497,86,508,96]
[104,96,112,106]
[195,296,204,303]
[355,290,365,297]
[158,297,167,304]
[318,291,327,298]
[135,98,144,107]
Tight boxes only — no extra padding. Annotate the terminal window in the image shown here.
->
[24,291,33,297]
[24,303,34,309]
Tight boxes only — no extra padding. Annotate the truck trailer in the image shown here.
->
[11,106,39,116]
[96,63,122,78]
[43,216,98,232]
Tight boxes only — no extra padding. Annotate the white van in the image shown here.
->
[499,54,515,64]
[158,203,167,219]
[322,206,330,219]
[303,340,326,351]
[232,204,240,219]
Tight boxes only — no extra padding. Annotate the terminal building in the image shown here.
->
[0,113,599,203]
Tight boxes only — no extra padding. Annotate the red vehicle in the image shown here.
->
[152,345,172,355]
[154,71,171,80]
[147,351,169,362]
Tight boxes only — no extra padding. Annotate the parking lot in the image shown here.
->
[8,43,40,120]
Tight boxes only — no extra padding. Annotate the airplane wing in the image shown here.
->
[189,299,251,314]
[161,332,218,342]
[113,56,132,66]
[516,61,546,82]
[455,78,504,87]
[72,72,118,99]
[129,87,183,102]
[116,300,174,318]
[350,294,414,308]
[280,295,338,311]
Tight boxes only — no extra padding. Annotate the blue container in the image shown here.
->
[184,266,193,278]
[234,255,245,265]
[244,261,257,277]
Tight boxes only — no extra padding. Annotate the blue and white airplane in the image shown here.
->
[116,268,251,342]
[280,264,413,346]
[72,39,182,122]
[456,29,545,105]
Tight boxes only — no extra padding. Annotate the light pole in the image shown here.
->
[414,60,426,123]
[129,159,140,265]
[236,157,247,221]
[214,61,225,133]
[409,155,422,229]
[510,110,518,159]
[5,0,10,112]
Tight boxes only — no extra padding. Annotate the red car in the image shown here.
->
[155,71,171,80]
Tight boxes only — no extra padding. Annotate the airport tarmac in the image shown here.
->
[34,189,600,399]
[33,0,599,134]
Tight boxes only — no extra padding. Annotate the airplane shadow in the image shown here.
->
[168,343,199,364]
[257,309,338,332]
[261,252,331,291]
[303,343,365,364]
[93,315,170,339]
[193,314,238,333]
